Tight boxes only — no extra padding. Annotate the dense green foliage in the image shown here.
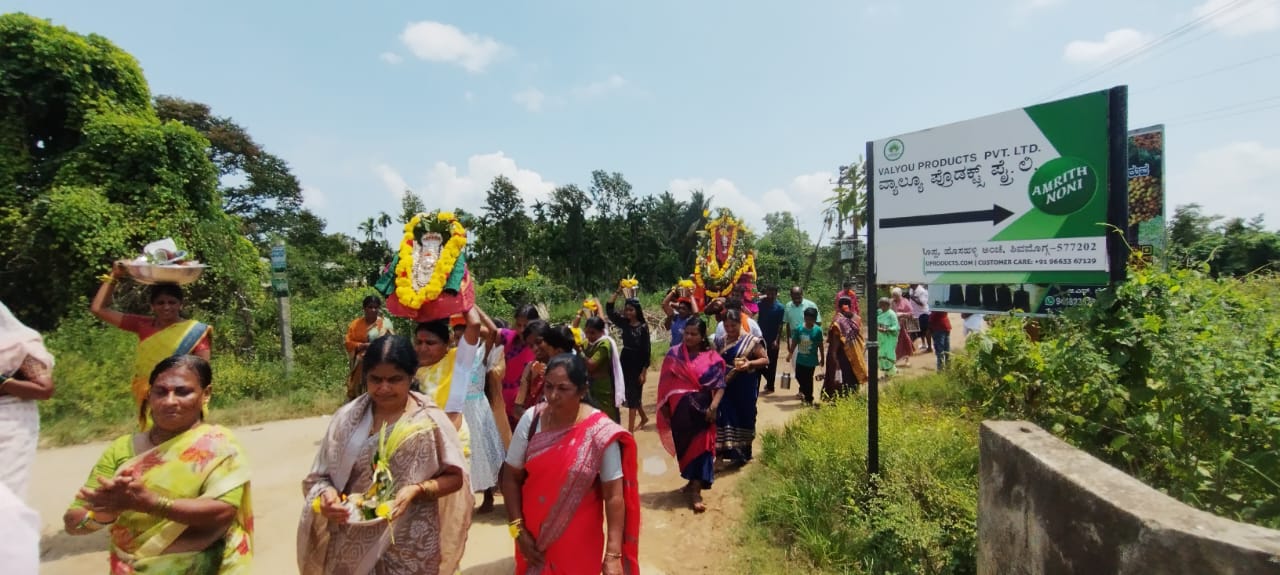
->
[1168,204,1280,276]
[744,376,978,575]
[0,13,260,329]
[955,266,1280,527]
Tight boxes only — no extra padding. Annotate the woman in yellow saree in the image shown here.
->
[298,334,472,575]
[92,266,212,427]
[63,355,253,574]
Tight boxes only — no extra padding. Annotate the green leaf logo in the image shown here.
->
[883,138,905,162]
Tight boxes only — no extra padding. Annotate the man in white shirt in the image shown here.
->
[0,481,39,575]
[908,284,931,352]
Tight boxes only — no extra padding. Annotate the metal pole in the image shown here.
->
[1107,86,1130,284]
[864,141,880,477]
[279,294,294,376]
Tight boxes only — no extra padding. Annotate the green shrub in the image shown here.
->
[745,377,978,574]
[955,266,1280,527]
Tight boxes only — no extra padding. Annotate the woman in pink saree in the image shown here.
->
[656,317,726,513]
[501,353,641,575]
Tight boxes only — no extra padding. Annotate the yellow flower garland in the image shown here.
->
[393,212,467,310]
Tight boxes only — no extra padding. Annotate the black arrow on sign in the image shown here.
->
[879,204,1014,229]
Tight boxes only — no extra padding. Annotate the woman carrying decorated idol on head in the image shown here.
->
[92,264,212,428]
[64,355,253,574]
[502,353,640,575]
[299,334,471,575]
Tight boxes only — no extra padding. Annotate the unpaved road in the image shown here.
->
[31,320,963,574]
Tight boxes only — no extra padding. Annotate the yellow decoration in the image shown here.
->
[393,212,468,310]
[375,502,391,519]
[619,276,639,289]
[311,496,322,514]
[583,299,598,311]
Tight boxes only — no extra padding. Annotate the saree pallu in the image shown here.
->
[715,335,759,464]
[77,424,253,574]
[298,393,472,575]
[656,345,726,486]
[344,317,392,401]
[516,409,641,575]
[132,320,210,425]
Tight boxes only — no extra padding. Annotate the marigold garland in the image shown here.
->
[392,211,467,310]
[695,209,755,297]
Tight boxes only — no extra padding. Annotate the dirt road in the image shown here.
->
[31,321,962,574]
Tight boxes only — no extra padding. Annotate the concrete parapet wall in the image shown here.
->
[979,420,1280,575]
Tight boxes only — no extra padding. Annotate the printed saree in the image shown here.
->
[298,393,472,575]
[714,334,760,464]
[656,344,726,485]
[500,329,535,428]
[824,313,868,395]
[132,320,210,426]
[516,407,641,575]
[71,423,253,574]
[584,334,625,423]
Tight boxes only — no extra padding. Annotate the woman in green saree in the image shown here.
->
[876,297,900,378]
[63,355,253,574]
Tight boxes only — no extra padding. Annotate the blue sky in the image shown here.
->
[8,0,1280,239]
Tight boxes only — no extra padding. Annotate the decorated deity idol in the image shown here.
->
[692,208,758,311]
[379,210,476,322]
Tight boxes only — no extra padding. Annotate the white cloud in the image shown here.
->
[1177,141,1280,224]
[373,152,557,215]
[512,88,545,112]
[667,171,835,237]
[301,186,327,209]
[1193,0,1280,37]
[379,52,403,64]
[399,21,504,73]
[374,164,411,199]
[572,74,627,99]
[1063,28,1150,64]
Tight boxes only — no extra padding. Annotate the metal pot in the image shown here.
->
[781,372,792,390]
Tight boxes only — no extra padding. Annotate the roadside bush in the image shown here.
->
[745,376,978,574]
[955,266,1280,527]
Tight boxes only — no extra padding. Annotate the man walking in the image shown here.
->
[755,285,785,394]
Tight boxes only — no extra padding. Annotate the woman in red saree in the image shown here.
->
[656,317,726,513]
[501,353,641,575]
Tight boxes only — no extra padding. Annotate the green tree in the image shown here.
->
[0,15,260,328]
[475,176,532,279]
[756,212,813,288]
[153,96,305,249]
[399,191,427,224]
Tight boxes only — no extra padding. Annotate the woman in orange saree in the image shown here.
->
[502,353,641,575]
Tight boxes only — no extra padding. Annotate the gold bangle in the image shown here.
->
[417,480,437,499]
[153,495,173,517]
[605,551,623,560]
[508,518,523,540]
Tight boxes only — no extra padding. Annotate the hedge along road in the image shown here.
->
[29,317,966,574]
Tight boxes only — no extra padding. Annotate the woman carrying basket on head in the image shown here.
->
[92,264,212,428]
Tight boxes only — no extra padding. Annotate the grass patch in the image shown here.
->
[738,373,979,574]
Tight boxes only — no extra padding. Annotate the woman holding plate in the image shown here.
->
[92,264,212,428]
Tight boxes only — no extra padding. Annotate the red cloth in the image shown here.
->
[515,410,641,575]
[386,272,476,322]
[119,314,211,355]
[929,311,952,332]
[656,344,726,469]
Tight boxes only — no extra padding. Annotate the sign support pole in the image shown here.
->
[864,140,880,478]
[271,241,294,376]
[1107,85,1130,284]
[278,295,294,376]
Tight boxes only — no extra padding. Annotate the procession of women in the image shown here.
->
[0,207,937,575]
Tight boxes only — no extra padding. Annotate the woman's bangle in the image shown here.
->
[604,551,623,560]
[508,518,524,540]
[417,480,438,500]
[152,495,174,517]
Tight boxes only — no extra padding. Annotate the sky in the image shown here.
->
[7,0,1280,240]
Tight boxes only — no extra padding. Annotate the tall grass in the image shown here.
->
[740,374,978,574]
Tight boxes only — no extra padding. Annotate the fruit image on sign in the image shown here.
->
[1127,125,1165,263]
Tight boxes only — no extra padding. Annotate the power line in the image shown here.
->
[1167,94,1280,122]
[1174,102,1280,126]
[1044,0,1252,98]
[1139,50,1280,93]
